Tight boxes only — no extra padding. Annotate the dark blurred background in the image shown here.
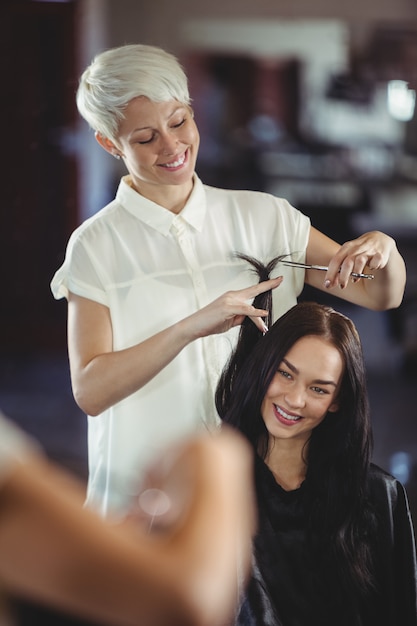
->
[1,0,416,531]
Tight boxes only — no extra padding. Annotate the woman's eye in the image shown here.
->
[311,386,327,395]
[278,369,291,380]
[138,136,154,145]
[171,118,186,129]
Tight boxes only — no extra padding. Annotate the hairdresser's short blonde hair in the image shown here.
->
[76,44,191,141]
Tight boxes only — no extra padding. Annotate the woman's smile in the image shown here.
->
[273,404,302,425]
[158,149,188,169]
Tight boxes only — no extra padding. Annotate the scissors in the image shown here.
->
[281,260,374,280]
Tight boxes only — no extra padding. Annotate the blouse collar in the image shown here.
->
[115,173,207,236]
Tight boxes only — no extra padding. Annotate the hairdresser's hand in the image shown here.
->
[307,227,405,310]
[184,276,283,337]
[324,231,396,289]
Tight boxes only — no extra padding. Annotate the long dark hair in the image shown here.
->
[215,255,377,611]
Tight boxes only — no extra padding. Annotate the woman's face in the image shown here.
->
[261,335,344,446]
[107,97,200,203]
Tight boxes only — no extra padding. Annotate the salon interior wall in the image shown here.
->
[103,0,417,49]
[78,0,417,217]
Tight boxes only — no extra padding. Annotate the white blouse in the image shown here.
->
[51,175,310,515]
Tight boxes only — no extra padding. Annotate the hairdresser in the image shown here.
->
[51,44,406,516]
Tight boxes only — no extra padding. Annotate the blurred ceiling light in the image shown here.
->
[387,80,416,121]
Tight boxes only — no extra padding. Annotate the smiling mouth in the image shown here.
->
[160,151,187,168]
[274,404,302,423]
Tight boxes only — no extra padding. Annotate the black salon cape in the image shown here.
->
[236,457,417,626]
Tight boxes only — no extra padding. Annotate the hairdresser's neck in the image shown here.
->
[130,177,194,214]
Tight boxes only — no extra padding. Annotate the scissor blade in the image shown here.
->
[281,261,327,271]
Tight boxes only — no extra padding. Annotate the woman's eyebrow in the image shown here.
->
[313,378,338,388]
[131,106,187,134]
[282,358,338,387]
[282,357,298,374]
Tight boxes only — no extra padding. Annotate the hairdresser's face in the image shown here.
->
[109,97,199,206]
[261,336,343,446]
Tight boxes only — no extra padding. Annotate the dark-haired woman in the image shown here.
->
[216,287,417,626]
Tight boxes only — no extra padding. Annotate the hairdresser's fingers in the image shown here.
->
[324,231,392,288]
[236,276,283,333]
[244,276,282,333]
[187,276,283,338]
[240,276,283,300]
[248,316,269,334]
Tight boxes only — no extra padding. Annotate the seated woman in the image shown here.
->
[216,258,417,626]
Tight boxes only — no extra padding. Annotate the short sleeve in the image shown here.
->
[50,228,109,306]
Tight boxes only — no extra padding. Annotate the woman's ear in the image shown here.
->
[95,132,122,158]
[328,400,339,414]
